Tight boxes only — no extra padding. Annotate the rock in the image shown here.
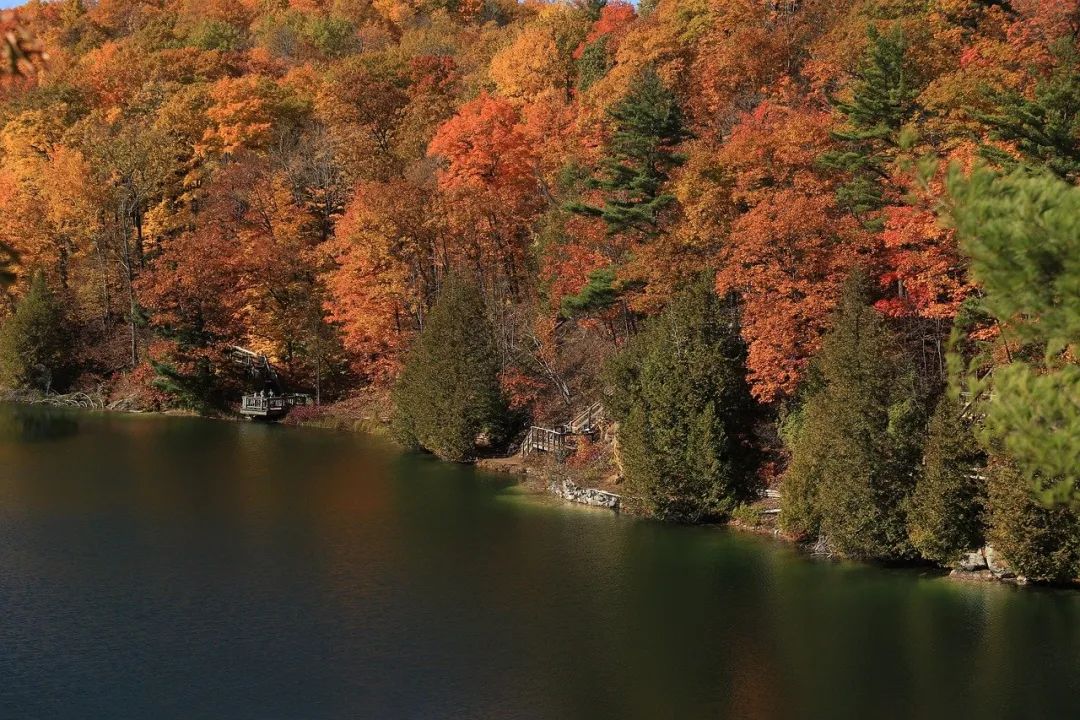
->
[983,545,1015,579]
[956,548,988,572]
[548,477,620,511]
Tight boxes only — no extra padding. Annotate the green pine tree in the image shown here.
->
[392,276,508,463]
[0,272,70,392]
[986,457,1080,583]
[605,276,757,522]
[559,267,619,318]
[568,66,689,238]
[907,393,987,565]
[979,40,1080,182]
[781,273,925,559]
[821,27,921,225]
[576,36,610,93]
[948,167,1080,504]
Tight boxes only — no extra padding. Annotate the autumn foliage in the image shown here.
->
[0,0,1072,422]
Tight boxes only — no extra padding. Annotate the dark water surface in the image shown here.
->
[1,404,1078,719]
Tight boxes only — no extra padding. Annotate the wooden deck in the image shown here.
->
[240,395,289,419]
[240,392,316,420]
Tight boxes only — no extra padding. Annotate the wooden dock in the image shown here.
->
[240,394,289,420]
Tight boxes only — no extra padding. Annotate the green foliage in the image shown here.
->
[560,267,618,318]
[949,167,1080,350]
[980,40,1080,182]
[605,277,756,522]
[730,502,761,527]
[302,16,358,59]
[986,458,1080,583]
[392,277,508,463]
[577,0,607,22]
[576,36,610,92]
[189,20,247,52]
[568,67,689,238]
[149,356,215,413]
[948,167,1080,504]
[821,27,921,224]
[907,393,986,565]
[0,273,69,392]
[781,274,925,559]
[0,241,14,291]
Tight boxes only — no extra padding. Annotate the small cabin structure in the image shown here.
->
[239,392,312,420]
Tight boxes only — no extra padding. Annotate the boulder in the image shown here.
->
[956,549,988,572]
[983,545,1015,579]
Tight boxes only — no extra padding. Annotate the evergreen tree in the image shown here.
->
[0,242,14,290]
[781,273,924,559]
[559,267,618,318]
[821,27,921,225]
[980,40,1080,182]
[907,393,987,565]
[576,36,610,93]
[605,277,756,522]
[568,67,689,238]
[948,167,1080,504]
[0,273,69,392]
[986,457,1080,583]
[392,276,507,463]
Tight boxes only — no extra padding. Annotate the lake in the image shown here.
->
[0,403,1078,719]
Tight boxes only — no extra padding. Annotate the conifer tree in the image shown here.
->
[392,276,507,463]
[0,241,14,290]
[781,273,924,558]
[821,27,920,225]
[986,457,1080,583]
[605,277,756,522]
[576,37,610,92]
[907,393,987,565]
[949,167,1080,504]
[980,40,1080,182]
[559,267,618,318]
[569,67,689,238]
[0,273,69,392]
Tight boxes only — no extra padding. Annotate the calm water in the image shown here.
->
[0,405,1078,719]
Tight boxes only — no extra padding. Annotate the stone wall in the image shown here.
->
[548,477,620,511]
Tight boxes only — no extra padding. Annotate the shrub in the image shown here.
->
[986,458,1080,583]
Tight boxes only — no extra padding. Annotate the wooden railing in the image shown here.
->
[522,426,567,456]
[241,395,286,413]
[569,402,603,435]
[521,402,605,457]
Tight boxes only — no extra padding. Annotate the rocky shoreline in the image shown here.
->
[475,451,1062,589]
[5,396,1067,590]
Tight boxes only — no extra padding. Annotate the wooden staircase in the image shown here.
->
[521,402,605,457]
[569,402,603,435]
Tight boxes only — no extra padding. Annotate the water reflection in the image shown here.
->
[0,405,79,443]
[0,404,1079,719]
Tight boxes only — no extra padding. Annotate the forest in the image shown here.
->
[0,0,1078,581]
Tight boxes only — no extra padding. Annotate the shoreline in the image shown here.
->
[2,395,1069,590]
[474,446,1050,589]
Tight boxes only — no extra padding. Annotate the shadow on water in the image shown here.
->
[0,404,79,443]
